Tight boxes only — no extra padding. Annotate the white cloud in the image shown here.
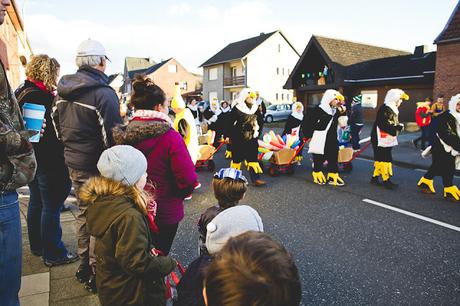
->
[168,3,192,16]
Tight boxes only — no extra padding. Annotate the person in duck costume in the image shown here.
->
[171,83,199,164]
[229,88,266,186]
[418,94,460,200]
[370,89,409,189]
[302,89,346,186]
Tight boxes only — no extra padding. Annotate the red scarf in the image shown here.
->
[27,77,56,96]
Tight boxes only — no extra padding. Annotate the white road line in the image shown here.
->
[362,198,460,233]
[414,169,425,172]
[355,157,373,162]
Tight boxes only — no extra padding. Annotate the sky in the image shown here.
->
[16,0,459,76]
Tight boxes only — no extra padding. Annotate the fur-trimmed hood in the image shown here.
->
[113,118,171,145]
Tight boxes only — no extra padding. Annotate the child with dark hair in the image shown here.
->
[203,231,301,306]
[176,205,263,306]
[197,168,248,255]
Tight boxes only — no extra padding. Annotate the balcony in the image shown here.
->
[224,75,245,87]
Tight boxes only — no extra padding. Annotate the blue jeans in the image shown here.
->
[0,191,21,306]
[351,123,363,150]
[27,166,71,260]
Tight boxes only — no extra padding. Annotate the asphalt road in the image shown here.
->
[171,149,460,305]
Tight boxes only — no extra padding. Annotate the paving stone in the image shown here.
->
[52,294,100,306]
[49,276,90,302]
[22,252,49,276]
[19,292,49,306]
[50,261,80,280]
[19,272,49,297]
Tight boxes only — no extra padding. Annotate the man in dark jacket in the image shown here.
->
[0,2,37,304]
[350,94,364,151]
[52,39,122,293]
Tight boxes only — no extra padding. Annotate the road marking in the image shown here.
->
[362,198,460,233]
[414,169,425,172]
[355,157,372,162]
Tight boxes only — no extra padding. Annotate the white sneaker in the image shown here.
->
[184,195,192,201]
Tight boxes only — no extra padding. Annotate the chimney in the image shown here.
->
[413,45,429,57]
[260,32,265,36]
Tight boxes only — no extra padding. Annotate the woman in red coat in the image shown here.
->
[113,75,197,255]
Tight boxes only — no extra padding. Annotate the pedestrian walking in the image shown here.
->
[52,38,123,293]
[370,89,409,189]
[429,95,446,143]
[0,2,38,304]
[15,55,78,267]
[418,94,460,200]
[302,89,346,186]
[413,98,432,150]
[82,145,176,306]
[349,94,364,151]
[113,75,197,255]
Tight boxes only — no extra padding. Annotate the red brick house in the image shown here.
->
[122,57,202,100]
[284,35,436,122]
[0,0,33,89]
[434,1,460,99]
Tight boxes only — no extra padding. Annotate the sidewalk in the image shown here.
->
[18,187,100,306]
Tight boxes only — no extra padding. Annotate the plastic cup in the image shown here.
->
[22,103,45,143]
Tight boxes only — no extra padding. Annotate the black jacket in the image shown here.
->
[53,66,122,172]
[432,111,460,155]
[302,106,339,150]
[15,80,65,170]
[282,115,303,137]
[371,105,402,146]
[350,103,364,125]
[176,255,212,306]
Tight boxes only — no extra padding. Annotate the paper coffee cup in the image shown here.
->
[22,103,46,143]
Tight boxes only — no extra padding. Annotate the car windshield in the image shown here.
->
[268,105,277,110]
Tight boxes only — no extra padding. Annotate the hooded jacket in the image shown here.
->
[52,65,122,172]
[82,177,175,306]
[113,110,197,225]
[432,94,460,156]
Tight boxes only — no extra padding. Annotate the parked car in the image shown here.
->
[264,103,292,123]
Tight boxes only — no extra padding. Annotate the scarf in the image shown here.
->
[131,109,173,126]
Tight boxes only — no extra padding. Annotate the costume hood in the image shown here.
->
[291,102,304,121]
[233,88,258,115]
[319,89,344,115]
[384,89,409,115]
[448,94,460,125]
[171,83,185,109]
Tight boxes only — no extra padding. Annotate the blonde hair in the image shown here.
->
[80,176,150,215]
[25,54,60,92]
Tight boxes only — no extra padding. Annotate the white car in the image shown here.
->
[264,104,292,123]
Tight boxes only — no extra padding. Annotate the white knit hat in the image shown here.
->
[97,145,147,186]
[205,205,264,254]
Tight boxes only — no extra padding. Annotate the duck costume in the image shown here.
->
[302,89,345,186]
[418,94,460,200]
[229,88,266,186]
[172,83,199,164]
[370,89,409,189]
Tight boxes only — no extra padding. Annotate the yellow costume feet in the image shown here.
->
[417,177,435,194]
[230,161,241,170]
[373,161,381,177]
[225,150,232,159]
[247,162,263,174]
[327,172,345,186]
[312,171,326,185]
[380,162,393,181]
[444,186,460,201]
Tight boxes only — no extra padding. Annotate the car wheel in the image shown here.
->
[266,115,273,123]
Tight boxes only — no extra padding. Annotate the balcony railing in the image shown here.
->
[224,75,245,87]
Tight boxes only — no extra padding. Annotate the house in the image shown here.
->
[434,1,460,99]
[200,30,300,104]
[122,57,202,100]
[122,57,156,94]
[284,35,436,122]
[108,73,123,98]
[0,0,33,89]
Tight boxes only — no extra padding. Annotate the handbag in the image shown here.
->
[376,126,398,148]
[308,118,333,155]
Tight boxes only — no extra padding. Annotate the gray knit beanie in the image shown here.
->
[205,205,264,254]
[97,145,147,186]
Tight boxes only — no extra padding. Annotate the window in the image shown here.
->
[281,93,284,100]
[268,105,277,111]
[276,93,279,100]
[276,68,279,75]
[168,64,177,73]
[179,81,187,90]
[278,44,281,53]
[209,68,218,81]
[231,91,238,102]
[231,66,237,77]
[361,90,378,108]
[282,68,285,76]
[209,91,218,102]
[287,94,290,101]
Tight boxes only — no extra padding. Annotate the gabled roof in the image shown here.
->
[142,58,172,75]
[200,30,299,67]
[344,52,436,85]
[125,57,156,78]
[314,35,410,67]
[434,1,460,44]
